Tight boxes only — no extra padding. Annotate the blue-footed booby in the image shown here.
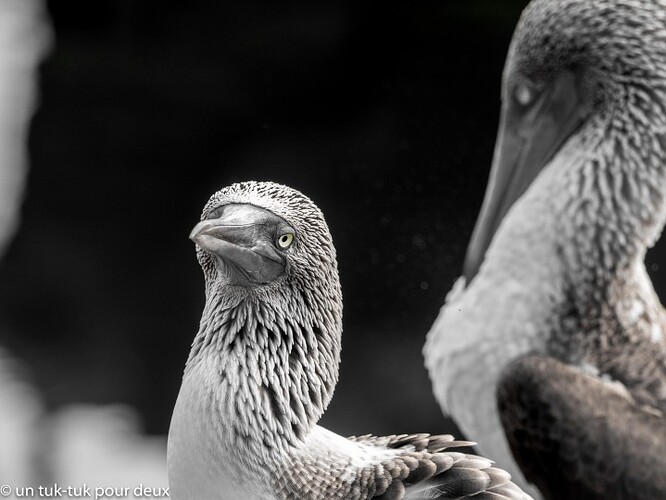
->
[167,181,530,499]
[424,0,666,498]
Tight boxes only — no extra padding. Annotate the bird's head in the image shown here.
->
[507,0,666,114]
[464,0,666,282]
[191,181,341,301]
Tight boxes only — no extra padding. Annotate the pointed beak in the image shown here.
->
[463,70,587,282]
[191,204,287,285]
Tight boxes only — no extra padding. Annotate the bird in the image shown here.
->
[167,181,531,500]
[424,0,666,498]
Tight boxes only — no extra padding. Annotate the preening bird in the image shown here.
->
[167,181,530,500]
[424,0,666,498]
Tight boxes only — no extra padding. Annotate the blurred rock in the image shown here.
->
[45,405,167,490]
[0,0,51,257]
[0,348,42,489]
[0,0,50,492]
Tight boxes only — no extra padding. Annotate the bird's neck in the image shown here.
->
[549,107,666,296]
[486,103,666,302]
[432,105,666,401]
[185,282,341,463]
[437,105,666,379]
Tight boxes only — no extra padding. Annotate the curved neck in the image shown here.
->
[187,281,342,458]
[460,103,666,342]
[550,107,666,294]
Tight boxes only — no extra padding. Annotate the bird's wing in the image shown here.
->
[349,434,531,499]
[348,433,474,452]
[497,355,666,500]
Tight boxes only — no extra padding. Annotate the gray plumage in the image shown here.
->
[425,0,666,498]
[167,181,530,500]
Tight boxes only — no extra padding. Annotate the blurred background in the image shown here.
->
[2,0,666,492]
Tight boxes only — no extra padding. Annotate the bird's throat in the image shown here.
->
[186,290,341,456]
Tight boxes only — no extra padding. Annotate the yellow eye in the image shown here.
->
[277,233,294,249]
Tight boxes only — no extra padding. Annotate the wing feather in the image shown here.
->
[498,355,666,499]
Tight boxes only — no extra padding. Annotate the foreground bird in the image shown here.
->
[425,0,666,498]
[167,181,529,500]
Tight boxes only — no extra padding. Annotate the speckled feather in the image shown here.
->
[425,0,666,497]
[275,433,526,499]
[168,181,530,499]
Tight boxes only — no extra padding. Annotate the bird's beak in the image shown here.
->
[190,204,287,284]
[463,70,586,282]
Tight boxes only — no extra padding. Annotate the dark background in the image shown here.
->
[3,0,662,441]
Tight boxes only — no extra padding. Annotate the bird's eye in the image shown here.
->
[277,232,294,249]
[514,82,535,107]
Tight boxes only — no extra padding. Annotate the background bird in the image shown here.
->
[424,0,666,498]
[167,181,530,500]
